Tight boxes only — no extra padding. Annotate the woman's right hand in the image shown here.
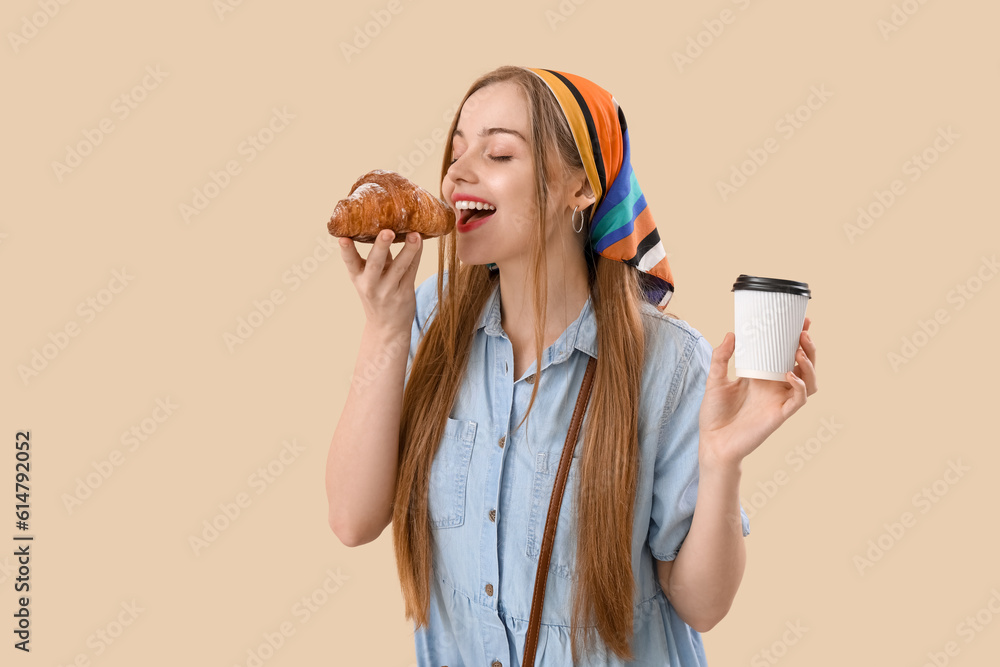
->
[338,228,423,334]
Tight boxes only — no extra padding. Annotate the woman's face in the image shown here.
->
[442,81,572,269]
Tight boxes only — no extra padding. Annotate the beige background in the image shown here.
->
[3,0,998,665]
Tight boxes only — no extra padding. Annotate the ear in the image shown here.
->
[573,172,596,210]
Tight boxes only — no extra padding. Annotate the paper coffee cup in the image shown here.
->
[732,274,811,381]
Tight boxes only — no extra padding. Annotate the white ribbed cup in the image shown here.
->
[733,276,810,381]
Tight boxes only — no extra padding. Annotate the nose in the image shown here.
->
[446,151,477,186]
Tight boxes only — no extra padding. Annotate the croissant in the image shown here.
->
[327,169,455,243]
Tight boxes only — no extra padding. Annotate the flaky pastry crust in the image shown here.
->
[327,169,455,243]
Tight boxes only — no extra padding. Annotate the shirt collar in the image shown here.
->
[477,279,598,361]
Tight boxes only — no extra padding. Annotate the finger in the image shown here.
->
[708,332,734,383]
[793,347,818,395]
[403,233,424,280]
[799,329,816,367]
[338,236,363,278]
[363,229,396,278]
[386,232,423,288]
[803,316,811,332]
[781,370,808,418]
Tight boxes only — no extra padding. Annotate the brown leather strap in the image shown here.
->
[522,356,597,667]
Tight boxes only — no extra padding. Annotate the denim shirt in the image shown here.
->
[404,271,750,667]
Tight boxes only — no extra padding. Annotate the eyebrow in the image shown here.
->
[452,127,527,142]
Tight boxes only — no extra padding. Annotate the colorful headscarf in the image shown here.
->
[485,67,676,311]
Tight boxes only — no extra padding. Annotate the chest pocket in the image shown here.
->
[525,451,580,580]
[428,417,477,529]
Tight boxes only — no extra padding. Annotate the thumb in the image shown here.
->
[708,332,734,383]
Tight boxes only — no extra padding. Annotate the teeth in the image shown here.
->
[456,200,496,211]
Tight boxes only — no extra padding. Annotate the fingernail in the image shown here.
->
[408,232,418,244]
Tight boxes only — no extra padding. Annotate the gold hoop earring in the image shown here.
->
[572,205,584,233]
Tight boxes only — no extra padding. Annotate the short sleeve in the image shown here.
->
[404,272,442,391]
[648,334,750,562]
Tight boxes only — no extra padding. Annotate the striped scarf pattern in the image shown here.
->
[487,67,676,311]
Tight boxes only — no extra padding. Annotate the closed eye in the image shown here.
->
[449,155,513,165]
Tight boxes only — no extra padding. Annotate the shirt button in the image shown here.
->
[492,661,503,667]
[498,435,506,448]
[489,508,496,522]
[525,373,535,384]
[485,583,494,596]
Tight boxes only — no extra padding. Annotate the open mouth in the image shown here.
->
[456,200,497,226]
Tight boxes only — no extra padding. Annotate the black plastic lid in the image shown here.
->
[732,274,811,298]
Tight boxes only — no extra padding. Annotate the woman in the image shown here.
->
[329,65,818,666]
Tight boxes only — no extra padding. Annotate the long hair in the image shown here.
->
[392,65,678,662]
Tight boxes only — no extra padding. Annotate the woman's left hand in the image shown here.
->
[698,317,818,468]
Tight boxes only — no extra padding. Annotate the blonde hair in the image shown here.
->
[392,65,677,662]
